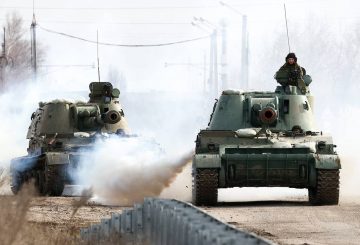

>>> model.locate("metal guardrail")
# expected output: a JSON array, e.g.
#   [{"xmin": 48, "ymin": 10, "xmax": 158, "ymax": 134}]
[{"xmin": 80, "ymin": 198, "xmax": 274, "ymax": 245}]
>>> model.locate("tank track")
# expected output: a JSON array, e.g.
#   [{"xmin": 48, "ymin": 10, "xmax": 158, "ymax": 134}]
[
  {"xmin": 44, "ymin": 165, "xmax": 65, "ymax": 196},
  {"xmin": 10, "ymin": 169, "xmax": 23, "ymax": 195},
  {"xmin": 193, "ymin": 169, "xmax": 218, "ymax": 206},
  {"xmin": 35, "ymin": 170, "xmax": 46, "ymax": 195},
  {"xmin": 308, "ymin": 169, "xmax": 339, "ymax": 205},
  {"xmin": 11, "ymin": 170, "xmax": 43, "ymax": 195},
  {"xmin": 11, "ymin": 167, "xmax": 64, "ymax": 196}
]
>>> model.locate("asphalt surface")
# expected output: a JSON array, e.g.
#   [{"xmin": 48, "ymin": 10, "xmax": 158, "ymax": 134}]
[{"xmin": 201, "ymin": 198, "xmax": 360, "ymax": 245}]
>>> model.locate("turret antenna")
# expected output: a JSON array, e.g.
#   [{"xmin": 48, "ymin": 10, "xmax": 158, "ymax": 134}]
[
  {"xmin": 97, "ymin": 30, "xmax": 101, "ymax": 82},
  {"xmin": 283, "ymin": 3, "xmax": 291, "ymax": 53}
]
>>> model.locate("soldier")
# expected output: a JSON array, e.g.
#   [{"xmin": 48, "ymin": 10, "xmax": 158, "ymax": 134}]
[{"xmin": 275, "ymin": 53, "xmax": 307, "ymax": 93}]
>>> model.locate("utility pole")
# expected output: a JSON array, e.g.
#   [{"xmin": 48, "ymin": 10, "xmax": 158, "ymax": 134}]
[
  {"xmin": 208, "ymin": 30, "xmax": 214, "ymax": 94},
  {"xmin": 30, "ymin": 14, "xmax": 37, "ymax": 79},
  {"xmin": 212, "ymin": 29, "xmax": 218, "ymax": 96},
  {"xmin": 208, "ymin": 34, "xmax": 214, "ymax": 92},
  {"xmin": 203, "ymin": 52, "xmax": 207, "ymax": 92},
  {"xmin": 192, "ymin": 19, "xmax": 219, "ymax": 97},
  {"xmin": 240, "ymin": 15, "xmax": 249, "ymax": 89},
  {"xmin": 220, "ymin": 1, "xmax": 249, "ymax": 89},
  {"xmin": 220, "ymin": 20, "xmax": 228, "ymax": 90}
]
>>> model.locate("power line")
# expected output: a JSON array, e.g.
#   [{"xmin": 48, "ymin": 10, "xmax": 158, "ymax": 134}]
[
  {"xmin": 0, "ymin": 0, "xmax": 334, "ymax": 11},
  {"xmin": 37, "ymin": 24, "xmax": 209, "ymax": 47},
  {"xmin": 0, "ymin": 18, "xmax": 191, "ymax": 25},
  {"xmin": 40, "ymin": 64, "xmax": 94, "ymax": 67},
  {"xmin": 40, "ymin": 21, "xmax": 190, "ymax": 25},
  {"xmin": 0, "ymin": 0, "xmax": 334, "ymax": 10},
  {"xmin": 0, "ymin": 6, "xmax": 219, "ymax": 10}
]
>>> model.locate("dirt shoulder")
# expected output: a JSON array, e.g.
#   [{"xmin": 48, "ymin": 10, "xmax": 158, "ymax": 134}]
[
  {"xmin": 27, "ymin": 196, "xmax": 127, "ymax": 230},
  {"xmin": 0, "ymin": 194, "xmax": 128, "ymax": 244},
  {"xmin": 201, "ymin": 199, "xmax": 360, "ymax": 245}
]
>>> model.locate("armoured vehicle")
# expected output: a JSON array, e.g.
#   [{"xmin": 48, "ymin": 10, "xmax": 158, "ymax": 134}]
[
  {"xmin": 193, "ymin": 75, "xmax": 341, "ymax": 206},
  {"xmin": 10, "ymin": 82, "xmax": 129, "ymax": 196}
]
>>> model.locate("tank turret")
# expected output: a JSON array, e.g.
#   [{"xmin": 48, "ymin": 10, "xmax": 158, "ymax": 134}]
[
  {"xmin": 10, "ymin": 82, "xmax": 129, "ymax": 196},
  {"xmin": 209, "ymin": 86, "xmax": 315, "ymax": 133},
  {"xmin": 193, "ymin": 80, "xmax": 340, "ymax": 206},
  {"xmin": 88, "ymin": 81, "xmax": 128, "ymax": 133}
]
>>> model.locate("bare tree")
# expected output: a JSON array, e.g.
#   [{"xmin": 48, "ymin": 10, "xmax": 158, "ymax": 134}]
[{"xmin": 0, "ymin": 12, "xmax": 45, "ymax": 92}]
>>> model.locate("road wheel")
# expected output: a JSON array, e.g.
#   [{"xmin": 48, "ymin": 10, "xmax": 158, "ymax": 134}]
[
  {"xmin": 193, "ymin": 168, "xmax": 218, "ymax": 206},
  {"xmin": 308, "ymin": 169, "xmax": 339, "ymax": 205},
  {"xmin": 35, "ymin": 170, "xmax": 46, "ymax": 195}
]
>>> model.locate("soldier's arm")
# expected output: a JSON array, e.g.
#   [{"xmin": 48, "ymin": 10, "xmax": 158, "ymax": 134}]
[
  {"xmin": 296, "ymin": 64, "xmax": 304, "ymax": 77},
  {"xmin": 275, "ymin": 65, "xmax": 290, "ymax": 85}
]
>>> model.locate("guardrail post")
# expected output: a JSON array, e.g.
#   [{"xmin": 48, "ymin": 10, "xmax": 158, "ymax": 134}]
[
  {"xmin": 120, "ymin": 209, "xmax": 132, "ymax": 234},
  {"xmin": 80, "ymin": 228, "xmax": 89, "ymax": 241},
  {"xmin": 100, "ymin": 218, "xmax": 111, "ymax": 238},
  {"xmin": 90, "ymin": 223, "xmax": 101, "ymax": 242},
  {"xmin": 110, "ymin": 213, "xmax": 121, "ymax": 235},
  {"xmin": 143, "ymin": 198, "xmax": 152, "ymax": 243},
  {"xmin": 133, "ymin": 203, "xmax": 143, "ymax": 245},
  {"xmin": 164, "ymin": 204, "xmax": 175, "ymax": 245}
]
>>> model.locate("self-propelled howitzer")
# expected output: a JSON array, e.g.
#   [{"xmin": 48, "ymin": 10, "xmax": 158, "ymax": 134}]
[
  {"xmin": 10, "ymin": 82, "xmax": 129, "ymax": 195},
  {"xmin": 193, "ymin": 84, "xmax": 340, "ymax": 206}
]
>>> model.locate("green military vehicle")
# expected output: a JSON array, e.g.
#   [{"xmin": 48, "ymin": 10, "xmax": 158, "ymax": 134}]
[
  {"xmin": 192, "ymin": 75, "xmax": 340, "ymax": 206},
  {"xmin": 10, "ymin": 82, "xmax": 129, "ymax": 196}
]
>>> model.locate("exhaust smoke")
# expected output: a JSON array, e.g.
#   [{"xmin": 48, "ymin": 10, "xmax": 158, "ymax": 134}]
[{"xmin": 75, "ymin": 136, "xmax": 193, "ymax": 205}]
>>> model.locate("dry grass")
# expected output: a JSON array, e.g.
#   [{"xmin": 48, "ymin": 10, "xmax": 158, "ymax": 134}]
[
  {"xmin": 0, "ymin": 182, "xmax": 128, "ymax": 244},
  {"xmin": 0, "ymin": 164, "xmax": 163, "ymax": 245},
  {"xmin": 71, "ymin": 188, "xmax": 93, "ymax": 218},
  {"xmin": 0, "ymin": 164, "xmax": 175, "ymax": 245},
  {"xmin": 0, "ymin": 183, "xmax": 80, "ymax": 245},
  {"xmin": 0, "ymin": 167, "xmax": 9, "ymax": 187},
  {"xmin": 0, "ymin": 168, "xmax": 5, "ymax": 185}
]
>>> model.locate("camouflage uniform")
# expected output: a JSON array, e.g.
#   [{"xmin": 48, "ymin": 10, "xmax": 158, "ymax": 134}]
[{"xmin": 275, "ymin": 53, "xmax": 307, "ymax": 93}]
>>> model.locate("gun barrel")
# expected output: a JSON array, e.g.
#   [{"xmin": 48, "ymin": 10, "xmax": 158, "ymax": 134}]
[
  {"xmin": 259, "ymin": 107, "xmax": 278, "ymax": 125},
  {"xmin": 103, "ymin": 110, "xmax": 121, "ymax": 124}
]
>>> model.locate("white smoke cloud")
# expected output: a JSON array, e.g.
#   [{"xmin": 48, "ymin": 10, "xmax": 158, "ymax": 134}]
[
  {"xmin": 75, "ymin": 136, "xmax": 192, "ymax": 205},
  {"xmin": 0, "ymin": 79, "xmax": 87, "ymax": 194}
]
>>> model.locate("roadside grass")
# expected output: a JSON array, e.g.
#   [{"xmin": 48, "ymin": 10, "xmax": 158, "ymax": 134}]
[{"xmin": 0, "ymin": 183, "xmax": 80, "ymax": 245}]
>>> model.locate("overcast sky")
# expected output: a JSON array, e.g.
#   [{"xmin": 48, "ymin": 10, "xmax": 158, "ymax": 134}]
[{"xmin": 0, "ymin": 0, "xmax": 359, "ymax": 92}]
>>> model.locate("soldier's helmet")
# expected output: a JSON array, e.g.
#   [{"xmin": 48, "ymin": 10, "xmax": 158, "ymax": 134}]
[{"xmin": 286, "ymin": 53, "xmax": 297, "ymax": 62}]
